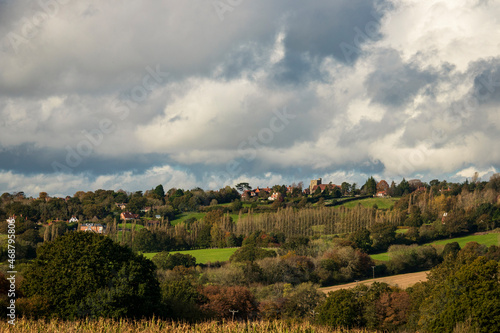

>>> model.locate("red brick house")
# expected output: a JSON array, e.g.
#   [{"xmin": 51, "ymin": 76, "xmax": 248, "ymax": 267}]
[{"xmin": 120, "ymin": 212, "xmax": 139, "ymax": 220}]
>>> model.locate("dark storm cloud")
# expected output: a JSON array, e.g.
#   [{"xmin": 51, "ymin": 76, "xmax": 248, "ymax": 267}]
[
  {"xmin": 365, "ymin": 49, "xmax": 439, "ymax": 107},
  {"xmin": 470, "ymin": 58, "xmax": 500, "ymax": 104},
  {"xmin": 283, "ymin": 0, "xmax": 386, "ymax": 62},
  {"xmin": 0, "ymin": 143, "xmax": 172, "ymax": 175},
  {"xmin": 273, "ymin": 0, "xmax": 387, "ymax": 83}
]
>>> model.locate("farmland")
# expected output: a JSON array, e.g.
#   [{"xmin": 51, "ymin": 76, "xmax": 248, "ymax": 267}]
[
  {"xmin": 0, "ymin": 318, "xmax": 373, "ymax": 333},
  {"xmin": 340, "ymin": 197, "xmax": 399, "ymax": 209},
  {"xmin": 370, "ymin": 232, "xmax": 500, "ymax": 261},
  {"xmin": 319, "ymin": 270, "xmax": 429, "ymax": 294},
  {"xmin": 143, "ymin": 247, "xmax": 239, "ymax": 264}
]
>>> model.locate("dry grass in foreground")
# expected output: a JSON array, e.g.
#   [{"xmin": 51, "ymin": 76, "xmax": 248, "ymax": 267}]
[{"xmin": 1, "ymin": 318, "xmax": 376, "ymax": 333}]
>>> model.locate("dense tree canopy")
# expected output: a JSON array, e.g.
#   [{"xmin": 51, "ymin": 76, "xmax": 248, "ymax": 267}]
[{"xmin": 22, "ymin": 232, "xmax": 160, "ymax": 319}]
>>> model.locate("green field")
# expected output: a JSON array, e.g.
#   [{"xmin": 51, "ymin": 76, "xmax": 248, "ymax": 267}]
[
  {"xmin": 341, "ymin": 197, "xmax": 399, "ymax": 209},
  {"xmin": 169, "ymin": 212, "xmax": 206, "ymax": 225},
  {"xmin": 119, "ymin": 223, "xmax": 144, "ymax": 230},
  {"xmin": 431, "ymin": 233, "xmax": 500, "ymax": 248},
  {"xmin": 371, "ymin": 233, "xmax": 500, "ymax": 261},
  {"xmin": 170, "ymin": 211, "xmax": 254, "ymax": 224},
  {"xmin": 370, "ymin": 252, "xmax": 391, "ymax": 261},
  {"xmin": 143, "ymin": 247, "xmax": 239, "ymax": 264}
]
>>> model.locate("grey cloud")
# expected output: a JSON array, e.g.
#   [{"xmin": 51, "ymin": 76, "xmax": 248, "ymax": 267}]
[
  {"xmin": 365, "ymin": 49, "xmax": 439, "ymax": 107},
  {"xmin": 0, "ymin": 143, "xmax": 174, "ymax": 175},
  {"xmin": 282, "ymin": 0, "xmax": 387, "ymax": 63}
]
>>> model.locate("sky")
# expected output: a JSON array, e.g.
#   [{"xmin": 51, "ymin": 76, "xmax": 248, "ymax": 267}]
[{"xmin": 0, "ymin": 0, "xmax": 499, "ymax": 197}]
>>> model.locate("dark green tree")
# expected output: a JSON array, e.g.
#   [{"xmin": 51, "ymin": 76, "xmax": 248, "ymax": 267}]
[
  {"xmin": 160, "ymin": 279, "xmax": 204, "ymax": 321},
  {"xmin": 22, "ymin": 232, "xmax": 160, "ymax": 319},
  {"xmin": 235, "ymin": 182, "xmax": 252, "ymax": 192},
  {"xmin": 397, "ymin": 178, "xmax": 410, "ymax": 196},
  {"xmin": 154, "ymin": 184, "xmax": 165, "ymax": 201},
  {"xmin": 370, "ymin": 223, "xmax": 396, "ymax": 252},
  {"xmin": 363, "ymin": 177, "xmax": 377, "ymax": 195},
  {"xmin": 418, "ymin": 257, "xmax": 500, "ymax": 333},
  {"xmin": 316, "ymin": 289, "xmax": 363, "ymax": 328},
  {"xmin": 231, "ymin": 199, "xmax": 243, "ymax": 212},
  {"xmin": 348, "ymin": 228, "xmax": 373, "ymax": 253}
]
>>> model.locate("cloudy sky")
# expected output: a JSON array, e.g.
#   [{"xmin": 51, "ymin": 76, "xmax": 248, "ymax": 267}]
[{"xmin": 0, "ymin": 0, "xmax": 499, "ymax": 197}]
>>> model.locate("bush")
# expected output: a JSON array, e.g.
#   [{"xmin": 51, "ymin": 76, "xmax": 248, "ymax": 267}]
[
  {"xmin": 230, "ymin": 244, "xmax": 276, "ymax": 263},
  {"xmin": 152, "ymin": 251, "xmax": 196, "ymax": 270},
  {"xmin": 386, "ymin": 245, "xmax": 440, "ymax": 274}
]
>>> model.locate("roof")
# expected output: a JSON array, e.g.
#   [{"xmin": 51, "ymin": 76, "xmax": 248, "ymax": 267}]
[
  {"xmin": 311, "ymin": 184, "xmax": 340, "ymax": 192},
  {"xmin": 121, "ymin": 212, "xmax": 139, "ymax": 219}
]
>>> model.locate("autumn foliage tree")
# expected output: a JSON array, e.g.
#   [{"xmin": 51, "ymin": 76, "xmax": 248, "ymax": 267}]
[{"xmin": 199, "ymin": 285, "xmax": 258, "ymax": 319}]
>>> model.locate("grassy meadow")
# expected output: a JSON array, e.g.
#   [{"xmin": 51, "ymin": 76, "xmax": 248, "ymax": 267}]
[
  {"xmin": 340, "ymin": 197, "xmax": 399, "ymax": 209},
  {"xmin": 371, "ymin": 232, "xmax": 500, "ymax": 261},
  {"xmin": 143, "ymin": 247, "xmax": 239, "ymax": 263}
]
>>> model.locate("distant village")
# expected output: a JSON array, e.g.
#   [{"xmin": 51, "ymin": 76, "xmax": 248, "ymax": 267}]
[{"xmin": 4, "ymin": 176, "xmax": 442, "ymax": 235}]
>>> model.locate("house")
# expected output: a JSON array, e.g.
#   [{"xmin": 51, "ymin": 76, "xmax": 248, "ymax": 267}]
[
  {"xmin": 268, "ymin": 192, "xmax": 280, "ymax": 201},
  {"xmin": 254, "ymin": 187, "xmax": 272, "ymax": 194},
  {"xmin": 145, "ymin": 220, "xmax": 161, "ymax": 227},
  {"xmin": 441, "ymin": 212, "xmax": 448, "ymax": 224},
  {"xmin": 69, "ymin": 216, "xmax": 79, "ymax": 223},
  {"xmin": 376, "ymin": 190, "xmax": 388, "ymax": 197},
  {"xmin": 80, "ymin": 223, "xmax": 104, "ymax": 234},
  {"xmin": 310, "ymin": 183, "xmax": 340, "ymax": 193},
  {"xmin": 115, "ymin": 203, "xmax": 127, "ymax": 210},
  {"xmin": 141, "ymin": 207, "xmax": 152, "ymax": 213},
  {"xmin": 242, "ymin": 187, "xmax": 272, "ymax": 199},
  {"xmin": 120, "ymin": 212, "xmax": 139, "ymax": 220}
]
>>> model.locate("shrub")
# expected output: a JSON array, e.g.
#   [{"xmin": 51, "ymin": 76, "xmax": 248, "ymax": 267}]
[
  {"xmin": 152, "ymin": 251, "xmax": 196, "ymax": 270},
  {"xmin": 230, "ymin": 244, "xmax": 276, "ymax": 263}
]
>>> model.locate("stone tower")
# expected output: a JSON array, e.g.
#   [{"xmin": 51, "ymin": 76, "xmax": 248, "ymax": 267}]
[{"xmin": 310, "ymin": 178, "xmax": 322, "ymax": 193}]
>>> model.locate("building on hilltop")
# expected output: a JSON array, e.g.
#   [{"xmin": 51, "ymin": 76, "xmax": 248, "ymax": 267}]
[{"xmin": 310, "ymin": 178, "xmax": 322, "ymax": 193}]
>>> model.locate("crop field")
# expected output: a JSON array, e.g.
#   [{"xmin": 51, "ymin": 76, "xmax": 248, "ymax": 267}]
[
  {"xmin": 370, "ymin": 232, "xmax": 500, "ymax": 261},
  {"xmin": 320, "ymin": 271, "xmax": 429, "ymax": 294},
  {"xmin": 340, "ymin": 197, "xmax": 399, "ymax": 209},
  {"xmin": 143, "ymin": 247, "xmax": 239, "ymax": 264},
  {"xmin": 0, "ymin": 318, "xmax": 375, "ymax": 333}
]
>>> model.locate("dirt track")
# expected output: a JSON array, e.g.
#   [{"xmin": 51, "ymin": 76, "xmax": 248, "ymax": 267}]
[{"xmin": 319, "ymin": 271, "xmax": 430, "ymax": 293}]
